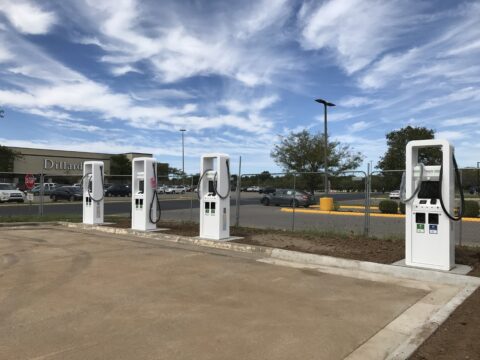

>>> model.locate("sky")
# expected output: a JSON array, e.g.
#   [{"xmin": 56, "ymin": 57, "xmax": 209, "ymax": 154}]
[{"xmin": 0, "ymin": 0, "xmax": 479, "ymax": 174}]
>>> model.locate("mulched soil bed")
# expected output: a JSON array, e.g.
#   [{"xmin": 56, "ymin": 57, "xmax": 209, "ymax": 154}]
[{"xmin": 110, "ymin": 218, "xmax": 480, "ymax": 359}]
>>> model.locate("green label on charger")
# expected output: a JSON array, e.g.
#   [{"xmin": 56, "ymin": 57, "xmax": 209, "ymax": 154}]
[{"xmin": 416, "ymin": 224, "xmax": 425, "ymax": 233}]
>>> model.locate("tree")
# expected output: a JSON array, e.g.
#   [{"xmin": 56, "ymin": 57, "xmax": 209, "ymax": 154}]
[
  {"xmin": 377, "ymin": 126, "xmax": 440, "ymax": 171},
  {"xmin": 0, "ymin": 145, "xmax": 19, "ymax": 172},
  {"xmin": 377, "ymin": 126, "xmax": 441, "ymax": 190},
  {"xmin": 110, "ymin": 154, "xmax": 132, "ymax": 175},
  {"xmin": 271, "ymin": 130, "xmax": 363, "ymax": 191}
]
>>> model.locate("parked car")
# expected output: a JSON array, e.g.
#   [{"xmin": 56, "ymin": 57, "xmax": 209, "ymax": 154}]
[
  {"xmin": 157, "ymin": 185, "xmax": 167, "ymax": 194},
  {"xmin": 389, "ymin": 190, "xmax": 400, "ymax": 199},
  {"xmin": 246, "ymin": 186, "xmax": 260, "ymax": 192},
  {"xmin": 32, "ymin": 183, "xmax": 57, "ymax": 195},
  {"xmin": 260, "ymin": 189, "xmax": 315, "ymax": 208},
  {"xmin": 105, "ymin": 184, "xmax": 131, "ymax": 197},
  {"xmin": 259, "ymin": 187, "xmax": 276, "ymax": 194},
  {"xmin": 469, "ymin": 186, "xmax": 479, "ymax": 195},
  {"xmin": 165, "ymin": 185, "xmax": 187, "ymax": 194},
  {"xmin": 0, "ymin": 183, "xmax": 25, "ymax": 203},
  {"xmin": 50, "ymin": 186, "xmax": 82, "ymax": 202}
]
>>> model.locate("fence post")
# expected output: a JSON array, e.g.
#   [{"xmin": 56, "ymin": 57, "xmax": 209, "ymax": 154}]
[
  {"xmin": 364, "ymin": 166, "xmax": 371, "ymax": 237},
  {"xmin": 39, "ymin": 172, "xmax": 44, "ymax": 216},
  {"xmin": 459, "ymin": 169, "xmax": 463, "ymax": 246},
  {"xmin": 235, "ymin": 156, "xmax": 242, "ymax": 227},
  {"xmin": 291, "ymin": 173, "xmax": 296, "ymax": 232},
  {"xmin": 190, "ymin": 175, "xmax": 194, "ymax": 222}
]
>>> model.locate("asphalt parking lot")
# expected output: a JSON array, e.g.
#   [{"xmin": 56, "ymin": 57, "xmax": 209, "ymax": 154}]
[{"xmin": 2, "ymin": 225, "xmax": 467, "ymax": 360}]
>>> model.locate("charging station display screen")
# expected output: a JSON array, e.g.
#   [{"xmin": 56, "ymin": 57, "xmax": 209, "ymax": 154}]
[
  {"xmin": 418, "ymin": 181, "xmax": 441, "ymax": 199},
  {"xmin": 139, "ymin": 180, "xmax": 144, "ymax": 194}
]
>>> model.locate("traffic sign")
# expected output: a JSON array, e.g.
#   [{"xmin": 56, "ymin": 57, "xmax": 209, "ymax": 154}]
[{"xmin": 25, "ymin": 174, "xmax": 36, "ymax": 190}]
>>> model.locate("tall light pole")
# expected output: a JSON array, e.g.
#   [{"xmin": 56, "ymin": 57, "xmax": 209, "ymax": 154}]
[
  {"xmin": 180, "ymin": 129, "xmax": 186, "ymax": 175},
  {"xmin": 315, "ymin": 98, "xmax": 335, "ymax": 195}
]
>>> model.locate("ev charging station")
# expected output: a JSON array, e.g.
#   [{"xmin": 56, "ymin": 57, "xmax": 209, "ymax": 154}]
[
  {"xmin": 403, "ymin": 139, "xmax": 464, "ymax": 271},
  {"xmin": 198, "ymin": 153, "xmax": 231, "ymax": 240},
  {"xmin": 82, "ymin": 161, "xmax": 104, "ymax": 225},
  {"xmin": 131, "ymin": 157, "xmax": 161, "ymax": 231}
]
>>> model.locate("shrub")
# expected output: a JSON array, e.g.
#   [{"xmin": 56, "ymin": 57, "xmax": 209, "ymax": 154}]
[
  {"xmin": 379, "ymin": 200, "xmax": 399, "ymax": 214},
  {"xmin": 399, "ymin": 202, "xmax": 405, "ymax": 214},
  {"xmin": 463, "ymin": 200, "xmax": 479, "ymax": 218}
]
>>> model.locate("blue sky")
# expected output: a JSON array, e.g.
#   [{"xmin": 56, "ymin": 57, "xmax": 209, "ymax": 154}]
[{"xmin": 0, "ymin": 0, "xmax": 479, "ymax": 174}]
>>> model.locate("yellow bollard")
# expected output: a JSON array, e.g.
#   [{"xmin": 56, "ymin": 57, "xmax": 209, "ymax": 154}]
[{"xmin": 319, "ymin": 197, "xmax": 334, "ymax": 211}]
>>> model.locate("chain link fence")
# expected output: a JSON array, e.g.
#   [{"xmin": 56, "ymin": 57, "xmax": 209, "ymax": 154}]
[{"xmin": 1, "ymin": 166, "xmax": 479, "ymax": 244}]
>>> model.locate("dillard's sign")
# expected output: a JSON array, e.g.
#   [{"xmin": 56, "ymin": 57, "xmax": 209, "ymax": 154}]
[{"xmin": 43, "ymin": 158, "xmax": 84, "ymax": 172}]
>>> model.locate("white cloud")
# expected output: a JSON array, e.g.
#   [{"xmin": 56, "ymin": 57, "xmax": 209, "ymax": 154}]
[
  {"xmin": 63, "ymin": 0, "xmax": 296, "ymax": 86},
  {"xmin": 415, "ymin": 87, "xmax": 480, "ymax": 112},
  {"xmin": 339, "ymin": 96, "xmax": 377, "ymax": 108},
  {"xmin": 349, "ymin": 120, "xmax": 370, "ymax": 133},
  {"xmin": 298, "ymin": 0, "xmax": 417, "ymax": 74},
  {"xmin": 358, "ymin": 48, "xmax": 420, "ymax": 89},
  {"xmin": 220, "ymin": 95, "xmax": 279, "ymax": 114},
  {"xmin": 111, "ymin": 65, "xmax": 141, "ymax": 76},
  {"xmin": 435, "ymin": 130, "xmax": 467, "ymax": 141},
  {"xmin": 0, "ymin": 0, "xmax": 56, "ymax": 35},
  {"xmin": 440, "ymin": 117, "xmax": 479, "ymax": 127}
]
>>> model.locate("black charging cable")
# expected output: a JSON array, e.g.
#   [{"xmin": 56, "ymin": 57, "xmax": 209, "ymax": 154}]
[
  {"xmin": 439, "ymin": 154, "xmax": 464, "ymax": 221},
  {"xmin": 196, "ymin": 168, "xmax": 213, "ymax": 200},
  {"xmin": 213, "ymin": 159, "xmax": 231, "ymax": 200},
  {"xmin": 79, "ymin": 167, "xmax": 105, "ymax": 202},
  {"xmin": 149, "ymin": 163, "xmax": 161, "ymax": 224}
]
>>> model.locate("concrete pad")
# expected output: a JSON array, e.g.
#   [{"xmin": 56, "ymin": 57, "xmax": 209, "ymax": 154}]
[
  {"xmin": 194, "ymin": 235, "xmax": 244, "ymax": 242},
  {"xmin": 392, "ymin": 259, "xmax": 472, "ymax": 275},
  {"xmin": 0, "ymin": 225, "xmax": 478, "ymax": 360}
]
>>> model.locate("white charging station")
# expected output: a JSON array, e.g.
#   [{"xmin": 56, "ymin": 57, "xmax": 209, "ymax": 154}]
[
  {"xmin": 82, "ymin": 161, "xmax": 104, "ymax": 225},
  {"xmin": 199, "ymin": 153, "xmax": 231, "ymax": 240},
  {"xmin": 403, "ymin": 139, "xmax": 463, "ymax": 271},
  {"xmin": 131, "ymin": 157, "xmax": 160, "ymax": 231}
]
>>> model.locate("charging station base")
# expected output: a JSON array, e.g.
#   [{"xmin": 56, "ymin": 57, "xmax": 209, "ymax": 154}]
[
  {"xmin": 133, "ymin": 228, "xmax": 170, "ymax": 233},
  {"xmin": 392, "ymin": 259, "xmax": 472, "ymax": 275},
  {"xmin": 194, "ymin": 236, "xmax": 244, "ymax": 242}
]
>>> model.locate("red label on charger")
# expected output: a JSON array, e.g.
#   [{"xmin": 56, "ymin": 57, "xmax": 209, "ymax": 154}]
[{"xmin": 150, "ymin": 177, "xmax": 157, "ymax": 189}]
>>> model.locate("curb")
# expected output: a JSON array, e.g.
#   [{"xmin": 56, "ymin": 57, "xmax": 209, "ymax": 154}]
[
  {"xmin": 59, "ymin": 222, "xmax": 480, "ymax": 287},
  {"xmin": 281, "ymin": 208, "xmax": 480, "ymax": 222}
]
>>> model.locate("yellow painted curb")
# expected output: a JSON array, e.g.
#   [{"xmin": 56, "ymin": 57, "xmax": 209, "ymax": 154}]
[
  {"xmin": 311, "ymin": 205, "xmax": 379, "ymax": 210},
  {"xmin": 280, "ymin": 208, "xmax": 480, "ymax": 222}
]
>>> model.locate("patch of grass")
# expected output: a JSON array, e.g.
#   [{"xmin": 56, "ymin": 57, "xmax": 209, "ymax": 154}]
[{"xmin": 0, "ymin": 214, "xmax": 83, "ymax": 223}]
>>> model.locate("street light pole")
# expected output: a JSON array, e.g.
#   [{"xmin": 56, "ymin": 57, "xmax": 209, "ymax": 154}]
[
  {"xmin": 180, "ymin": 129, "xmax": 186, "ymax": 175},
  {"xmin": 315, "ymin": 98, "xmax": 335, "ymax": 195}
]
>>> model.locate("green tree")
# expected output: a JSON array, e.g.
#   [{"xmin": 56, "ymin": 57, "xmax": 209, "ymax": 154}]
[
  {"xmin": 377, "ymin": 126, "xmax": 440, "ymax": 170},
  {"xmin": 377, "ymin": 126, "xmax": 440, "ymax": 191},
  {"xmin": 110, "ymin": 154, "xmax": 132, "ymax": 175},
  {"xmin": 271, "ymin": 130, "xmax": 363, "ymax": 191},
  {"xmin": 0, "ymin": 145, "xmax": 19, "ymax": 172}
]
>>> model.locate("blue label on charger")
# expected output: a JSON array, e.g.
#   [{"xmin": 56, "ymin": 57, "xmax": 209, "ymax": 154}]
[{"xmin": 429, "ymin": 224, "xmax": 438, "ymax": 234}]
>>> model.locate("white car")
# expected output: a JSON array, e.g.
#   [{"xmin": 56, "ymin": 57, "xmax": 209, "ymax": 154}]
[
  {"xmin": 165, "ymin": 185, "xmax": 187, "ymax": 194},
  {"xmin": 389, "ymin": 190, "xmax": 400, "ymax": 199},
  {"xmin": 247, "ymin": 186, "xmax": 260, "ymax": 192},
  {"xmin": 0, "ymin": 183, "xmax": 25, "ymax": 203},
  {"xmin": 157, "ymin": 185, "xmax": 167, "ymax": 194}
]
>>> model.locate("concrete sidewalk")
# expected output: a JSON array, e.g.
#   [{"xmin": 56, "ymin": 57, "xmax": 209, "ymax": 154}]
[{"xmin": 0, "ymin": 224, "xmax": 478, "ymax": 359}]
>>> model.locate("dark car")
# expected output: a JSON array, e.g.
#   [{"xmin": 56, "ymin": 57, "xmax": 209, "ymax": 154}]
[
  {"xmin": 259, "ymin": 187, "xmax": 276, "ymax": 194},
  {"xmin": 260, "ymin": 189, "xmax": 315, "ymax": 208},
  {"xmin": 105, "ymin": 184, "xmax": 131, "ymax": 197},
  {"xmin": 50, "ymin": 186, "xmax": 82, "ymax": 202}
]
